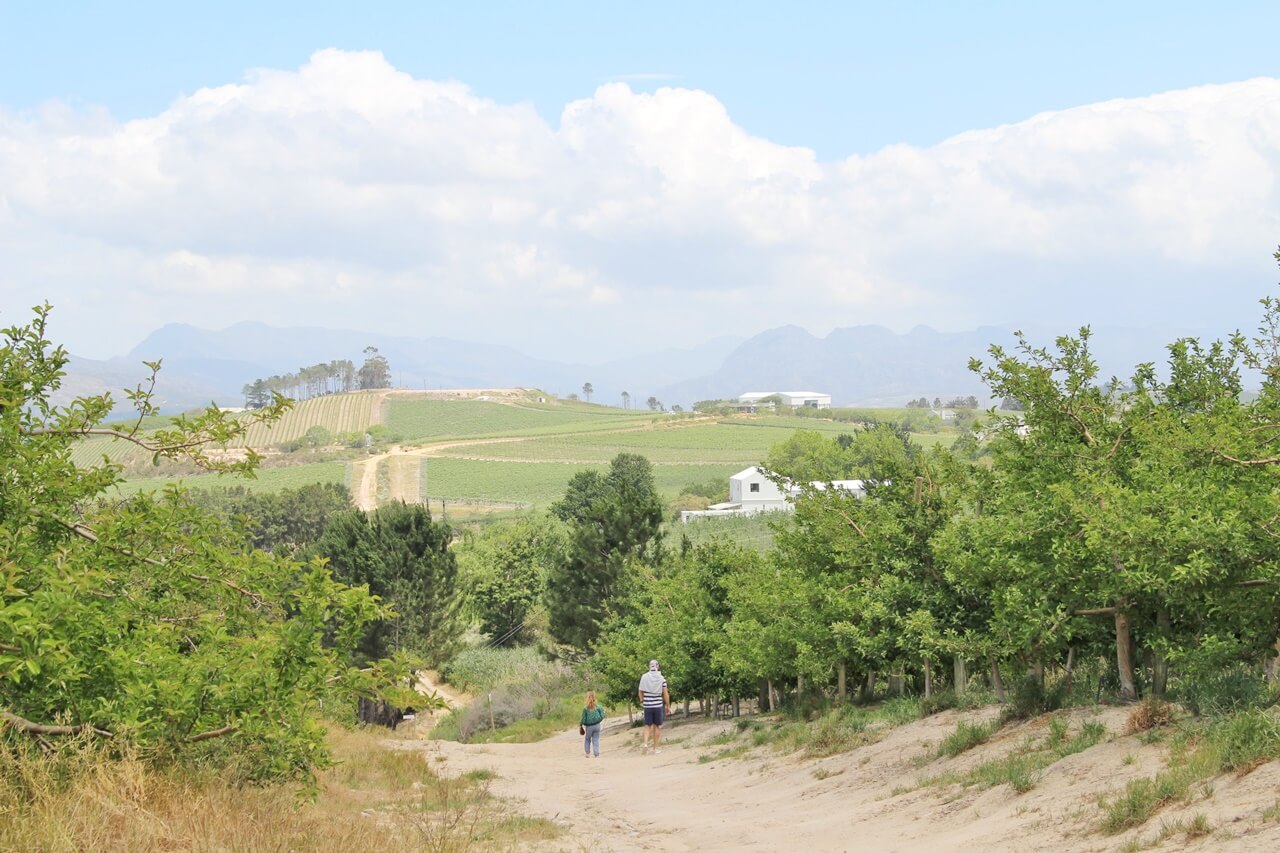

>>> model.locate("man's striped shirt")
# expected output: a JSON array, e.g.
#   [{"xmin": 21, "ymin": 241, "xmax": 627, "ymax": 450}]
[{"xmin": 639, "ymin": 672, "xmax": 667, "ymax": 707}]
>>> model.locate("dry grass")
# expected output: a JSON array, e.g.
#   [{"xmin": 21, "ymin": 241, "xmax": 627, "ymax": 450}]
[
  {"xmin": 0, "ymin": 726, "xmax": 559, "ymax": 852},
  {"xmin": 1125, "ymin": 697, "xmax": 1176, "ymax": 734}
]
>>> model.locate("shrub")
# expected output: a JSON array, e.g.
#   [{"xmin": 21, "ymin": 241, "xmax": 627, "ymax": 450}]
[
  {"xmin": 1207, "ymin": 708, "xmax": 1280, "ymax": 772},
  {"xmin": 1000, "ymin": 674, "xmax": 1066, "ymax": 723},
  {"xmin": 919, "ymin": 690, "xmax": 958, "ymax": 717},
  {"xmin": 441, "ymin": 646, "xmax": 555, "ymax": 692},
  {"xmin": 1174, "ymin": 664, "xmax": 1275, "ymax": 717},
  {"xmin": 803, "ymin": 710, "xmax": 871, "ymax": 757},
  {"xmin": 1126, "ymin": 698, "xmax": 1176, "ymax": 734}
]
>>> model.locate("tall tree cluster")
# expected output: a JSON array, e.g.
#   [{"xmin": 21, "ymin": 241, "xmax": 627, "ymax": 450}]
[
  {"xmin": 240, "ymin": 346, "xmax": 392, "ymax": 409},
  {"xmin": 544, "ymin": 454, "xmax": 665, "ymax": 649},
  {"xmin": 307, "ymin": 502, "xmax": 463, "ymax": 665}
]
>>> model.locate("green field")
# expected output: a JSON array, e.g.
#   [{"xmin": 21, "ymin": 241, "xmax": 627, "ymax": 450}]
[
  {"xmin": 420, "ymin": 457, "xmax": 742, "ymax": 507},
  {"xmin": 434, "ymin": 421, "xmax": 952, "ymax": 466},
  {"xmin": 383, "ymin": 398, "xmax": 654, "ymax": 441},
  {"xmin": 92, "ymin": 391, "xmax": 960, "ymax": 508}
]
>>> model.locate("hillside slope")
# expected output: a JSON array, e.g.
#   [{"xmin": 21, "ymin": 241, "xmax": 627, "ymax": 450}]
[{"xmin": 417, "ymin": 707, "xmax": 1280, "ymax": 852}]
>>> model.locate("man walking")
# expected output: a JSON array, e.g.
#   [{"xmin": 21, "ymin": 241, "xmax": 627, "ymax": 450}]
[{"xmin": 638, "ymin": 659, "xmax": 671, "ymax": 754}]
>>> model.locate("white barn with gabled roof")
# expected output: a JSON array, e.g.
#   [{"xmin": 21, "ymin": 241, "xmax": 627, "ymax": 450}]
[{"xmin": 680, "ymin": 466, "xmax": 870, "ymax": 522}]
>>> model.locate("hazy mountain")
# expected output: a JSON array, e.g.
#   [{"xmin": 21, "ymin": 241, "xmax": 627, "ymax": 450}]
[
  {"xmin": 655, "ymin": 325, "xmax": 1018, "ymax": 407},
  {"xmin": 61, "ymin": 319, "xmax": 1228, "ymax": 413},
  {"xmin": 93, "ymin": 322, "xmax": 743, "ymax": 410}
]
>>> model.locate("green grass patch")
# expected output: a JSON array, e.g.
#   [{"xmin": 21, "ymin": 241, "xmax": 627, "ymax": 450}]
[
  {"xmin": 420, "ymin": 457, "xmax": 741, "ymax": 506},
  {"xmin": 385, "ymin": 398, "xmax": 652, "ymax": 442},
  {"xmin": 937, "ymin": 719, "xmax": 1000, "ymax": 757},
  {"xmin": 697, "ymin": 744, "xmax": 753, "ymax": 763},
  {"xmin": 741, "ymin": 700, "xmax": 920, "ymax": 759},
  {"xmin": 1098, "ymin": 709, "xmax": 1280, "ymax": 834},
  {"xmin": 460, "ymin": 694, "xmax": 582, "ymax": 744},
  {"xmin": 921, "ymin": 715, "xmax": 1109, "ymax": 795}
]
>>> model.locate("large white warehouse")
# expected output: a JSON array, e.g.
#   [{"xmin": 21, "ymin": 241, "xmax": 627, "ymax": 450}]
[{"xmin": 738, "ymin": 390, "xmax": 832, "ymax": 409}]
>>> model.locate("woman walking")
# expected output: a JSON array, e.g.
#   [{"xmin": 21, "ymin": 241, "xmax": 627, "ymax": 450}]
[{"xmin": 580, "ymin": 691, "xmax": 606, "ymax": 758}]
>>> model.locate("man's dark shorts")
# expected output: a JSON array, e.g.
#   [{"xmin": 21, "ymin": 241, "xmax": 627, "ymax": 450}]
[{"xmin": 643, "ymin": 706, "xmax": 665, "ymax": 726}]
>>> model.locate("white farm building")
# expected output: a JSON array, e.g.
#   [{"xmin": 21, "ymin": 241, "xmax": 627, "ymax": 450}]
[
  {"xmin": 680, "ymin": 466, "xmax": 869, "ymax": 522},
  {"xmin": 738, "ymin": 390, "xmax": 832, "ymax": 409}
]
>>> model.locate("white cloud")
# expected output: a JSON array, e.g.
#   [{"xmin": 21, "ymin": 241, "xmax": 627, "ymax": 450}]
[{"xmin": 1, "ymin": 50, "xmax": 1278, "ymax": 360}]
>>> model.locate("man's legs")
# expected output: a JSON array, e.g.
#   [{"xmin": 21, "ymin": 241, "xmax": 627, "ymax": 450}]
[{"xmin": 652, "ymin": 722, "xmax": 661, "ymax": 752}]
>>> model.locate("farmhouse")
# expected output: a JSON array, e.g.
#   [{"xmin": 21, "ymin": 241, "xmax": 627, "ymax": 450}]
[
  {"xmin": 738, "ymin": 390, "xmax": 832, "ymax": 409},
  {"xmin": 680, "ymin": 466, "xmax": 868, "ymax": 522}
]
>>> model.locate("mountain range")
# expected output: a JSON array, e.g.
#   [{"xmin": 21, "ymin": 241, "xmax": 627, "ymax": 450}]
[{"xmin": 58, "ymin": 320, "xmax": 1211, "ymax": 413}]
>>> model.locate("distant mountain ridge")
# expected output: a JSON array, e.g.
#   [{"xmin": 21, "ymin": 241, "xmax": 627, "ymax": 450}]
[
  {"xmin": 59, "ymin": 320, "xmax": 1205, "ymax": 413},
  {"xmin": 654, "ymin": 324, "xmax": 1017, "ymax": 407}
]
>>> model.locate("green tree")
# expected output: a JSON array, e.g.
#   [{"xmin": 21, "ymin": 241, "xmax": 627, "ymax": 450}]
[
  {"xmin": 942, "ymin": 309, "xmax": 1280, "ymax": 701},
  {"xmin": 187, "ymin": 482, "xmax": 353, "ymax": 554},
  {"xmin": 596, "ymin": 540, "xmax": 759, "ymax": 713},
  {"xmin": 0, "ymin": 307, "xmax": 401, "ymax": 781},
  {"xmin": 456, "ymin": 514, "xmax": 568, "ymax": 644},
  {"xmin": 545, "ymin": 454, "xmax": 664, "ymax": 649},
  {"xmin": 309, "ymin": 502, "xmax": 462, "ymax": 664},
  {"xmin": 305, "ymin": 424, "xmax": 333, "ymax": 449},
  {"xmin": 582, "ymin": 382, "xmax": 593, "ymax": 402},
  {"xmin": 358, "ymin": 346, "xmax": 391, "ymax": 390}
]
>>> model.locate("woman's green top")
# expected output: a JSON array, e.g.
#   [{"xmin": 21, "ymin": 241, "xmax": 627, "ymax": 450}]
[{"xmin": 580, "ymin": 706, "xmax": 606, "ymax": 726}]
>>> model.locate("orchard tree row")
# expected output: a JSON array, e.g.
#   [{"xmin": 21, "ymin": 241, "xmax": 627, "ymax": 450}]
[{"xmin": 590, "ymin": 254, "xmax": 1280, "ymax": 712}]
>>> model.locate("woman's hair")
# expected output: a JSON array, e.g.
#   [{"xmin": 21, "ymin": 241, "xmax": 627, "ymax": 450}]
[{"xmin": 585, "ymin": 690, "xmax": 597, "ymax": 709}]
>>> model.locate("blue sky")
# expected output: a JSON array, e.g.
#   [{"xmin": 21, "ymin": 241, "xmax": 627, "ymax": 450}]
[
  {"xmin": 1, "ymin": 2, "xmax": 1279, "ymax": 361},
  {"xmin": 4, "ymin": 1, "xmax": 1278, "ymax": 158}
]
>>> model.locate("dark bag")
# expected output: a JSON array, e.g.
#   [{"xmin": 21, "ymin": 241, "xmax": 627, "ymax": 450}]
[{"xmin": 579, "ymin": 724, "xmax": 586, "ymax": 735}]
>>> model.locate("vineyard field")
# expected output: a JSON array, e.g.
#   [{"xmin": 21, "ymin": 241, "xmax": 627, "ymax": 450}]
[
  {"xmin": 232, "ymin": 393, "xmax": 382, "ymax": 447},
  {"xmin": 434, "ymin": 421, "xmax": 954, "ymax": 465},
  {"xmin": 419, "ymin": 457, "xmax": 742, "ymax": 507},
  {"xmin": 383, "ymin": 398, "xmax": 653, "ymax": 441},
  {"xmin": 113, "ymin": 461, "xmax": 349, "ymax": 496}
]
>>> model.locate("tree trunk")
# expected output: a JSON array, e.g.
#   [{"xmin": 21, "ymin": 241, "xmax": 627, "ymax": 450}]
[
  {"xmin": 759, "ymin": 680, "xmax": 771, "ymax": 712},
  {"xmin": 1064, "ymin": 646, "xmax": 1076, "ymax": 695},
  {"xmin": 990, "ymin": 658, "xmax": 1005, "ymax": 703},
  {"xmin": 767, "ymin": 680, "xmax": 778, "ymax": 712},
  {"xmin": 1152, "ymin": 608, "xmax": 1170, "ymax": 697},
  {"xmin": 923, "ymin": 656, "xmax": 933, "ymax": 698},
  {"xmin": 861, "ymin": 670, "xmax": 876, "ymax": 703},
  {"xmin": 1030, "ymin": 660, "xmax": 1044, "ymax": 689},
  {"xmin": 796, "ymin": 673, "xmax": 805, "ymax": 698},
  {"xmin": 953, "ymin": 656, "xmax": 968, "ymax": 695},
  {"xmin": 733, "ymin": 694, "xmax": 740, "ymax": 718},
  {"xmin": 888, "ymin": 673, "xmax": 904, "ymax": 697},
  {"xmin": 838, "ymin": 660, "xmax": 848, "ymax": 702},
  {"xmin": 1115, "ymin": 610, "xmax": 1137, "ymax": 702}
]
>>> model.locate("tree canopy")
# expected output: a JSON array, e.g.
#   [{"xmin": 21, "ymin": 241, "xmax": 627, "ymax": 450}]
[{"xmin": 1, "ymin": 307, "xmax": 407, "ymax": 781}]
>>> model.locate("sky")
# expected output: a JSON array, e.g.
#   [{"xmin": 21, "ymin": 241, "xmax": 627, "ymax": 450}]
[{"xmin": 2, "ymin": 1, "xmax": 1280, "ymax": 361}]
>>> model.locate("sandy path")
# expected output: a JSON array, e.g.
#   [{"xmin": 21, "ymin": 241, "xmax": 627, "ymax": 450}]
[
  {"xmin": 406, "ymin": 709, "xmax": 1280, "ymax": 853},
  {"xmin": 350, "ymin": 449, "xmax": 392, "ymax": 511}
]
